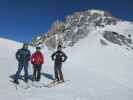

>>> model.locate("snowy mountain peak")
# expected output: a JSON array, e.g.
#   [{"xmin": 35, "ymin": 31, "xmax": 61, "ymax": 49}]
[{"xmin": 32, "ymin": 9, "xmax": 133, "ymax": 50}]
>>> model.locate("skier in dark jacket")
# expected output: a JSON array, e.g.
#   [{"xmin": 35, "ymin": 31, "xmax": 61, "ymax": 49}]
[
  {"xmin": 31, "ymin": 47, "xmax": 44, "ymax": 82},
  {"xmin": 51, "ymin": 45, "xmax": 67, "ymax": 82},
  {"xmin": 14, "ymin": 43, "xmax": 31, "ymax": 84}
]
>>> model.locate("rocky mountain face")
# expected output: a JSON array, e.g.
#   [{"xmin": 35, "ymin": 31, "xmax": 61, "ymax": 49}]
[{"xmin": 32, "ymin": 9, "xmax": 133, "ymax": 50}]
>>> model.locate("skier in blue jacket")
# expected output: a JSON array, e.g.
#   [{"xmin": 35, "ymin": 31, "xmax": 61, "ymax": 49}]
[{"xmin": 14, "ymin": 43, "xmax": 31, "ymax": 84}]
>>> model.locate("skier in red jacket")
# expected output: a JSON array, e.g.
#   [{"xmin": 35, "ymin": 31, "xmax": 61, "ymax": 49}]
[{"xmin": 31, "ymin": 47, "xmax": 44, "ymax": 82}]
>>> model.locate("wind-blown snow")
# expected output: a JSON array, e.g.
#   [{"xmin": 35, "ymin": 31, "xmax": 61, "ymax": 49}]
[
  {"xmin": 89, "ymin": 9, "xmax": 105, "ymax": 15},
  {"xmin": 1, "ymin": 25, "xmax": 133, "ymax": 100},
  {"xmin": 102, "ymin": 21, "xmax": 133, "ymax": 37}
]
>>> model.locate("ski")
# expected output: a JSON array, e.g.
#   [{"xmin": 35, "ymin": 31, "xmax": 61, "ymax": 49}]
[{"xmin": 46, "ymin": 80, "xmax": 70, "ymax": 88}]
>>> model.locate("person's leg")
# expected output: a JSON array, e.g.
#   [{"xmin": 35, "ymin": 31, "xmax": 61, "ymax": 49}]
[
  {"xmin": 14, "ymin": 63, "xmax": 23, "ymax": 82},
  {"xmin": 24, "ymin": 63, "xmax": 28, "ymax": 83},
  {"xmin": 58, "ymin": 65, "xmax": 64, "ymax": 81},
  {"xmin": 37, "ymin": 64, "xmax": 42, "ymax": 81},
  {"xmin": 32, "ymin": 64, "xmax": 37, "ymax": 81},
  {"xmin": 54, "ymin": 64, "xmax": 59, "ymax": 81}
]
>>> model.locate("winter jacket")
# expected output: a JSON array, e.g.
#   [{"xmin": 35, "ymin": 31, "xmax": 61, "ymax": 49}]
[
  {"xmin": 51, "ymin": 50, "xmax": 67, "ymax": 65},
  {"xmin": 31, "ymin": 51, "xmax": 44, "ymax": 65},
  {"xmin": 16, "ymin": 48, "xmax": 31, "ymax": 63}
]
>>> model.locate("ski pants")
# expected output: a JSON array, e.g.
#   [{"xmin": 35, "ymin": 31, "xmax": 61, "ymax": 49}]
[
  {"xmin": 54, "ymin": 63, "xmax": 64, "ymax": 81},
  {"xmin": 15, "ymin": 62, "xmax": 28, "ymax": 82},
  {"xmin": 32, "ymin": 64, "xmax": 42, "ymax": 81}
]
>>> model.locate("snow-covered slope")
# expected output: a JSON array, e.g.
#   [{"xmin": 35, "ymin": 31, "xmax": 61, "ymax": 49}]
[
  {"xmin": 0, "ymin": 38, "xmax": 22, "ymax": 58},
  {"xmin": 1, "ymin": 28, "xmax": 133, "ymax": 100}
]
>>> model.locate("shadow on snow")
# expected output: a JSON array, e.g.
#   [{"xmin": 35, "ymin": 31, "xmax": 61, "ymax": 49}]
[{"xmin": 9, "ymin": 73, "xmax": 55, "ymax": 81}]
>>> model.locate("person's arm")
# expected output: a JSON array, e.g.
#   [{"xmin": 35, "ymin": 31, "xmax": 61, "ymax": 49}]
[
  {"xmin": 28, "ymin": 50, "xmax": 31, "ymax": 61},
  {"xmin": 31, "ymin": 53, "xmax": 35, "ymax": 64},
  {"xmin": 62, "ymin": 52, "xmax": 68, "ymax": 62},
  {"xmin": 51, "ymin": 52, "xmax": 56, "ymax": 61},
  {"xmin": 16, "ymin": 49, "xmax": 20, "ymax": 61}
]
